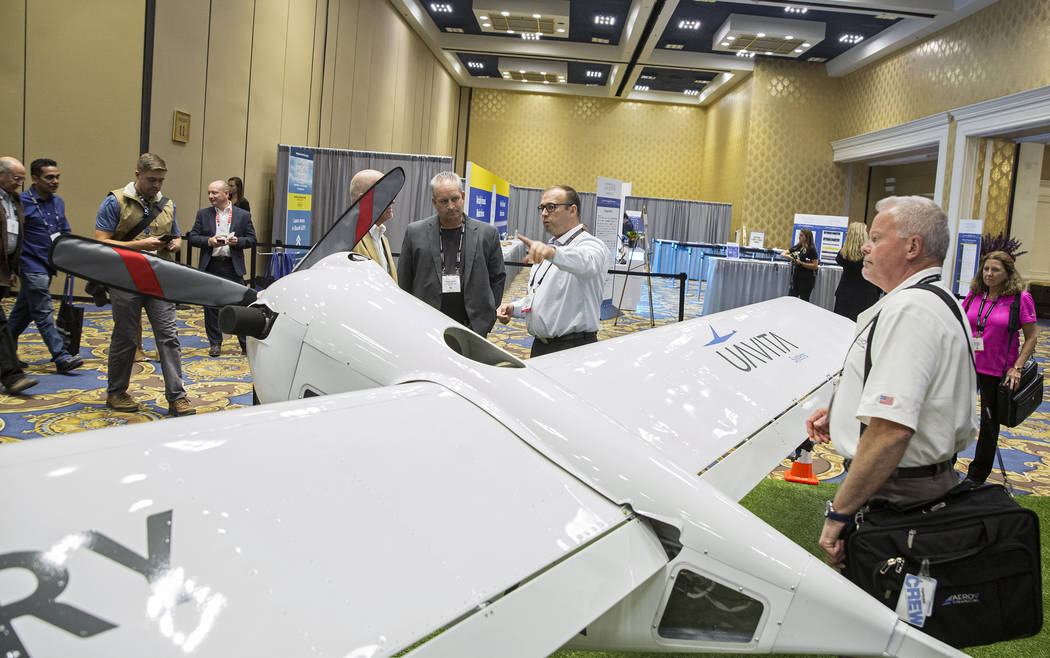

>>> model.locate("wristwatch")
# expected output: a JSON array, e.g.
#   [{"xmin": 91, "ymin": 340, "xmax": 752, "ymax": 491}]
[{"xmin": 825, "ymin": 500, "xmax": 853, "ymax": 523}]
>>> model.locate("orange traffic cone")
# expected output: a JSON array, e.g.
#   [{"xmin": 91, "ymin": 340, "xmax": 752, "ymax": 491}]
[{"xmin": 785, "ymin": 446, "xmax": 820, "ymax": 485}]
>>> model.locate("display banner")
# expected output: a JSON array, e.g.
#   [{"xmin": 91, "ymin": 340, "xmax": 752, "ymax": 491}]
[
  {"xmin": 954, "ymin": 219, "xmax": 984, "ymax": 296},
  {"xmin": 465, "ymin": 162, "xmax": 510, "ymax": 238},
  {"xmin": 595, "ymin": 176, "xmax": 625, "ymax": 318},
  {"xmin": 286, "ymin": 147, "xmax": 314, "ymax": 264},
  {"xmin": 624, "ymin": 209, "xmax": 643, "ymax": 236},
  {"xmin": 792, "ymin": 213, "xmax": 848, "ymax": 265}
]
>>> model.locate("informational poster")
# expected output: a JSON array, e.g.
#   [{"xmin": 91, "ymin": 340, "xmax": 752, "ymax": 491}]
[
  {"xmin": 748, "ymin": 231, "xmax": 765, "ymax": 248},
  {"xmin": 465, "ymin": 162, "xmax": 510, "ymax": 238},
  {"xmin": 623, "ymin": 209, "xmax": 643, "ymax": 236},
  {"xmin": 954, "ymin": 219, "xmax": 984, "ymax": 296},
  {"xmin": 286, "ymin": 147, "xmax": 314, "ymax": 264},
  {"xmin": 792, "ymin": 213, "xmax": 848, "ymax": 265},
  {"xmin": 595, "ymin": 176, "xmax": 625, "ymax": 317}
]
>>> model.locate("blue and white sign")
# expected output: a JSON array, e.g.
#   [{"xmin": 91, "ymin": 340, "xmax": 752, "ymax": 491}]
[
  {"xmin": 595, "ymin": 176, "xmax": 625, "ymax": 316},
  {"xmin": 953, "ymin": 219, "xmax": 984, "ymax": 296},
  {"xmin": 286, "ymin": 147, "xmax": 314, "ymax": 262},
  {"xmin": 792, "ymin": 213, "xmax": 849, "ymax": 265}
]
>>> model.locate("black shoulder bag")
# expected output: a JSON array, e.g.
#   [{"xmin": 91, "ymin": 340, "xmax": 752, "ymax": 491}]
[{"xmin": 996, "ymin": 294, "xmax": 1043, "ymax": 427}]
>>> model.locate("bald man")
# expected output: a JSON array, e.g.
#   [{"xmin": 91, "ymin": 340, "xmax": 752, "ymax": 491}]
[
  {"xmin": 188, "ymin": 180, "xmax": 257, "ymax": 356},
  {"xmin": 348, "ymin": 169, "xmax": 397, "ymax": 282},
  {"xmin": 0, "ymin": 156, "xmax": 37, "ymax": 394}
]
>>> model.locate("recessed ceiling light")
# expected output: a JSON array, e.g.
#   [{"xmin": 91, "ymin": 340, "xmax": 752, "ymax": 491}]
[
  {"xmin": 533, "ymin": 13, "xmax": 540, "ymax": 19},
  {"xmin": 519, "ymin": 70, "xmax": 525, "ymax": 73},
  {"xmin": 757, "ymin": 32, "xmax": 766, "ymax": 38},
  {"xmin": 507, "ymin": 29, "xmax": 514, "ymax": 34},
  {"xmin": 634, "ymin": 85, "xmax": 649, "ymax": 91},
  {"xmin": 839, "ymin": 33, "xmax": 864, "ymax": 44},
  {"xmin": 801, "ymin": 42, "xmax": 811, "ymax": 47},
  {"xmin": 522, "ymin": 32, "xmax": 540, "ymax": 40},
  {"xmin": 479, "ymin": 15, "xmax": 488, "ymax": 20},
  {"xmin": 785, "ymin": 6, "xmax": 808, "ymax": 14},
  {"xmin": 736, "ymin": 50, "xmax": 755, "ymax": 58},
  {"xmin": 482, "ymin": 22, "xmax": 491, "ymax": 27},
  {"xmin": 591, "ymin": 36, "xmax": 609, "ymax": 44},
  {"xmin": 726, "ymin": 36, "xmax": 735, "ymax": 41},
  {"xmin": 430, "ymin": 3, "xmax": 452, "ymax": 13},
  {"xmin": 594, "ymin": 15, "xmax": 615, "ymax": 26},
  {"xmin": 721, "ymin": 41, "xmax": 729, "ymax": 46},
  {"xmin": 665, "ymin": 43, "xmax": 683, "ymax": 49},
  {"xmin": 586, "ymin": 70, "xmax": 602, "ymax": 78},
  {"xmin": 444, "ymin": 27, "xmax": 463, "ymax": 33},
  {"xmin": 794, "ymin": 48, "xmax": 803, "ymax": 53},
  {"xmin": 556, "ymin": 28, "xmax": 565, "ymax": 33},
  {"xmin": 808, "ymin": 56, "xmax": 827, "ymax": 62},
  {"xmin": 467, "ymin": 61, "xmax": 483, "ymax": 69},
  {"xmin": 640, "ymin": 74, "xmax": 655, "ymax": 80},
  {"xmin": 684, "ymin": 89, "xmax": 700, "ymax": 96},
  {"xmin": 501, "ymin": 11, "xmax": 509, "ymax": 17},
  {"xmin": 678, "ymin": 20, "xmax": 701, "ymax": 30},
  {"xmin": 543, "ymin": 80, "xmax": 549, "ymax": 84},
  {"xmin": 785, "ymin": 35, "xmax": 793, "ymax": 40},
  {"xmin": 765, "ymin": 51, "xmax": 772, "ymax": 55}
]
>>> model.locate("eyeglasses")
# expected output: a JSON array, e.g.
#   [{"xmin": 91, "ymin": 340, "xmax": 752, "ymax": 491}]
[{"xmin": 537, "ymin": 203, "xmax": 572, "ymax": 214}]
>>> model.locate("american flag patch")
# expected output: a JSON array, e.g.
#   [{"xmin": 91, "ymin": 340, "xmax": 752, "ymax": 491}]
[{"xmin": 878, "ymin": 395, "xmax": 895, "ymax": 406}]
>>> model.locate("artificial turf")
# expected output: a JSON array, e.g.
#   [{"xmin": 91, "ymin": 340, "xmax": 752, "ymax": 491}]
[{"xmin": 553, "ymin": 478, "xmax": 1049, "ymax": 658}]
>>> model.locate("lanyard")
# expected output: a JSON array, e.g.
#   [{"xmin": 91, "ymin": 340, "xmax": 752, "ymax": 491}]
[
  {"xmin": 973, "ymin": 293, "xmax": 1000, "ymax": 336},
  {"xmin": 214, "ymin": 205, "xmax": 232, "ymax": 227},
  {"xmin": 528, "ymin": 225, "xmax": 585, "ymax": 291},
  {"xmin": 29, "ymin": 193, "xmax": 59, "ymax": 232},
  {"xmin": 438, "ymin": 224, "xmax": 465, "ymax": 275}
]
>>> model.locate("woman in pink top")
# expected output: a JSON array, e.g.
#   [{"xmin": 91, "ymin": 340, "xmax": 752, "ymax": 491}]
[{"xmin": 963, "ymin": 251, "xmax": 1038, "ymax": 483}]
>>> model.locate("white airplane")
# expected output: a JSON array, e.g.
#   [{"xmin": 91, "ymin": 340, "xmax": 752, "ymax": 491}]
[{"xmin": 0, "ymin": 171, "xmax": 969, "ymax": 657}]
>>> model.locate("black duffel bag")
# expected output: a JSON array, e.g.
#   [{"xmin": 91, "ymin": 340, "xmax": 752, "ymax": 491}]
[{"xmin": 843, "ymin": 482, "xmax": 1042, "ymax": 648}]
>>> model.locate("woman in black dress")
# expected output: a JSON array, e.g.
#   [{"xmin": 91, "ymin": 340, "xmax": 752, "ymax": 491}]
[
  {"xmin": 781, "ymin": 228, "xmax": 818, "ymax": 301},
  {"xmin": 228, "ymin": 176, "xmax": 251, "ymax": 213},
  {"xmin": 833, "ymin": 222, "xmax": 881, "ymax": 320}
]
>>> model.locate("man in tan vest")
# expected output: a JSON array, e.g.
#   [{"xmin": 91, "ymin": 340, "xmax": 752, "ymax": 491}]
[
  {"xmin": 94, "ymin": 153, "xmax": 194, "ymax": 416},
  {"xmin": 348, "ymin": 169, "xmax": 397, "ymax": 282}
]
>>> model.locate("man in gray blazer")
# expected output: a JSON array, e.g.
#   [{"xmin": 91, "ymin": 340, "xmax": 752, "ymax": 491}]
[{"xmin": 398, "ymin": 171, "xmax": 505, "ymax": 337}]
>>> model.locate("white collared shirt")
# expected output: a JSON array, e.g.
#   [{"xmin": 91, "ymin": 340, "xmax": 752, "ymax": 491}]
[
  {"xmin": 369, "ymin": 223, "xmax": 389, "ymax": 274},
  {"xmin": 511, "ymin": 225, "xmax": 609, "ymax": 339},
  {"xmin": 212, "ymin": 204, "xmax": 232, "ymax": 258},
  {"xmin": 830, "ymin": 267, "xmax": 978, "ymax": 467}
]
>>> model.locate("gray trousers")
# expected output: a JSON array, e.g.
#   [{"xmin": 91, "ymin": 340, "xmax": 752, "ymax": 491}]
[{"xmin": 107, "ymin": 288, "xmax": 186, "ymax": 402}]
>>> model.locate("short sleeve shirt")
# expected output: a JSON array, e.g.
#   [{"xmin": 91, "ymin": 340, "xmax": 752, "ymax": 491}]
[{"xmin": 963, "ymin": 290, "xmax": 1037, "ymax": 376}]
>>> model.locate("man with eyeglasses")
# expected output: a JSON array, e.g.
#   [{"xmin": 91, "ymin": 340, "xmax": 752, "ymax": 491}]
[
  {"xmin": 398, "ymin": 171, "xmax": 505, "ymax": 337},
  {"xmin": 9, "ymin": 158, "xmax": 82, "ymax": 374},
  {"xmin": 496, "ymin": 185, "xmax": 608, "ymax": 357},
  {"xmin": 0, "ymin": 156, "xmax": 38, "ymax": 394}
]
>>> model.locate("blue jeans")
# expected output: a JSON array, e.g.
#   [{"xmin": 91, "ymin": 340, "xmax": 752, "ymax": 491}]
[{"xmin": 8, "ymin": 271, "xmax": 74, "ymax": 363}]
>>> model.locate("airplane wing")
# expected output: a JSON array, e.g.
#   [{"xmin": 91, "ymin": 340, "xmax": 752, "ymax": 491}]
[{"xmin": 0, "ymin": 384, "xmax": 667, "ymax": 657}]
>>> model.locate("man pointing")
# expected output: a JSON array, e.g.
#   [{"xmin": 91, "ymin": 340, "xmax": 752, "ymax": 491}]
[{"xmin": 497, "ymin": 184, "xmax": 608, "ymax": 357}]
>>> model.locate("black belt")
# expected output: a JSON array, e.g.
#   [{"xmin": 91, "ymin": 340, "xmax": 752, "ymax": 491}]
[
  {"xmin": 536, "ymin": 331, "xmax": 597, "ymax": 344},
  {"xmin": 211, "ymin": 255, "xmax": 231, "ymax": 260},
  {"xmin": 843, "ymin": 457, "xmax": 955, "ymax": 479}
]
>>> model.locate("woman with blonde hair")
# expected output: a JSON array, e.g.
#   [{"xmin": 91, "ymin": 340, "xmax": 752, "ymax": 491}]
[
  {"xmin": 962, "ymin": 250, "xmax": 1038, "ymax": 483},
  {"xmin": 832, "ymin": 222, "xmax": 880, "ymax": 320}
]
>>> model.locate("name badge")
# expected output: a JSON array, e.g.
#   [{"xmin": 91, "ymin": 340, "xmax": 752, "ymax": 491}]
[
  {"xmin": 50, "ymin": 232, "xmax": 61, "ymax": 242},
  {"xmin": 521, "ymin": 290, "xmax": 534, "ymax": 313},
  {"xmin": 441, "ymin": 275, "xmax": 461, "ymax": 293},
  {"xmin": 895, "ymin": 573, "xmax": 937, "ymax": 627},
  {"xmin": 972, "ymin": 336, "xmax": 984, "ymax": 352}
]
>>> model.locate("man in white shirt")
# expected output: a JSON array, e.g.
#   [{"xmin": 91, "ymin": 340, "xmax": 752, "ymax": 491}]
[
  {"xmin": 348, "ymin": 169, "xmax": 396, "ymax": 282},
  {"xmin": 496, "ymin": 185, "xmax": 608, "ymax": 357},
  {"xmin": 805, "ymin": 195, "xmax": 977, "ymax": 569},
  {"xmin": 0, "ymin": 156, "xmax": 37, "ymax": 394}
]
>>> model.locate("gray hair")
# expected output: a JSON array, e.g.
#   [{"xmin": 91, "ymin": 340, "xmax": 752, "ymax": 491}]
[
  {"xmin": 430, "ymin": 171, "xmax": 462, "ymax": 195},
  {"xmin": 0, "ymin": 156, "xmax": 20, "ymax": 175},
  {"xmin": 875, "ymin": 195, "xmax": 949, "ymax": 263}
]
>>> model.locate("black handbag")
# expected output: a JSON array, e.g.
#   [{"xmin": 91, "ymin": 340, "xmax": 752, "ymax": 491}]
[
  {"xmin": 995, "ymin": 294, "xmax": 1043, "ymax": 427},
  {"xmin": 55, "ymin": 275, "xmax": 84, "ymax": 356},
  {"xmin": 843, "ymin": 482, "xmax": 1042, "ymax": 648}
]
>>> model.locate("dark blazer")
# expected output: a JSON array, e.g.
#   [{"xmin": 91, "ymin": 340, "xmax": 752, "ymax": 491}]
[
  {"xmin": 397, "ymin": 215, "xmax": 506, "ymax": 336},
  {"xmin": 188, "ymin": 205, "xmax": 257, "ymax": 277},
  {"xmin": 0, "ymin": 192, "xmax": 25, "ymax": 281}
]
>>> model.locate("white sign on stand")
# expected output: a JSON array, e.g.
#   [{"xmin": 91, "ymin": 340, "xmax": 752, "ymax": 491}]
[
  {"xmin": 748, "ymin": 232, "xmax": 765, "ymax": 248},
  {"xmin": 954, "ymin": 219, "xmax": 984, "ymax": 296},
  {"xmin": 595, "ymin": 176, "xmax": 626, "ymax": 317}
]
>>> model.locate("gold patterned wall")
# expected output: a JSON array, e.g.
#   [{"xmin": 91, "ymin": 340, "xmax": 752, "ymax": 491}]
[
  {"xmin": 970, "ymin": 138, "xmax": 1017, "ymax": 237},
  {"xmin": 838, "ymin": 0, "xmax": 1050, "ymax": 139},
  {"xmin": 699, "ymin": 79, "xmax": 752, "ymax": 213},
  {"xmin": 466, "ymin": 89, "xmax": 705, "ymax": 197},
  {"xmin": 739, "ymin": 59, "xmax": 848, "ymax": 246}
]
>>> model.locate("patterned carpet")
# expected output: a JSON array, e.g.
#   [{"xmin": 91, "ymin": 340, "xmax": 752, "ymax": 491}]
[{"xmin": 2, "ymin": 268, "xmax": 1048, "ymax": 495}]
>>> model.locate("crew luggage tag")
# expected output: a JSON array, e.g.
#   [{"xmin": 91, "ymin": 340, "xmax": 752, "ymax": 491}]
[
  {"xmin": 972, "ymin": 335, "xmax": 984, "ymax": 352},
  {"xmin": 441, "ymin": 274, "xmax": 461, "ymax": 293},
  {"xmin": 895, "ymin": 559, "xmax": 936, "ymax": 627}
]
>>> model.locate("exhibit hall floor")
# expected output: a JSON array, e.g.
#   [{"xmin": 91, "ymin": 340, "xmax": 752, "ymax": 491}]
[{"xmin": 2, "ymin": 269, "xmax": 1048, "ymax": 495}]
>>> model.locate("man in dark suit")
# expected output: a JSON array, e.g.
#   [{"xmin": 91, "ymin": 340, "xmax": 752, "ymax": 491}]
[
  {"xmin": 397, "ymin": 171, "xmax": 505, "ymax": 337},
  {"xmin": 188, "ymin": 180, "xmax": 257, "ymax": 356}
]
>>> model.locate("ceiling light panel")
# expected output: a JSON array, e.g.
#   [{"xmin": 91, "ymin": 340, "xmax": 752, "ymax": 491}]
[
  {"xmin": 498, "ymin": 57, "xmax": 567, "ymax": 84},
  {"xmin": 712, "ymin": 14, "xmax": 824, "ymax": 59},
  {"xmin": 474, "ymin": 1, "xmax": 569, "ymax": 39}
]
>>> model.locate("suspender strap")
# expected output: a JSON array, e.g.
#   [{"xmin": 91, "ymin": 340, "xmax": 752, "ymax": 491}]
[{"xmin": 116, "ymin": 196, "xmax": 170, "ymax": 242}]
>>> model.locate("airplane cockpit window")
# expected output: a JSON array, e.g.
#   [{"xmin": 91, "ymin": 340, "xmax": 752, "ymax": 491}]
[
  {"xmin": 443, "ymin": 327, "xmax": 525, "ymax": 368},
  {"xmin": 657, "ymin": 569, "xmax": 763, "ymax": 643}
]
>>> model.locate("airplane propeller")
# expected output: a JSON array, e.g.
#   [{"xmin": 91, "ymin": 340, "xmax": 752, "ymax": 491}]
[{"xmin": 47, "ymin": 167, "xmax": 407, "ymax": 312}]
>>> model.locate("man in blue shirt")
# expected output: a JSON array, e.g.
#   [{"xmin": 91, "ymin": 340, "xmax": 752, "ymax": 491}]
[{"xmin": 10, "ymin": 158, "xmax": 82, "ymax": 373}]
